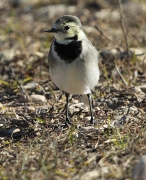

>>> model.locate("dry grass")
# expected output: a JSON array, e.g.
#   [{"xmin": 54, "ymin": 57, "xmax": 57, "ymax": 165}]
[{"xmin": 0, "ymin": 0, "xmax": 146, "ymax": 179}]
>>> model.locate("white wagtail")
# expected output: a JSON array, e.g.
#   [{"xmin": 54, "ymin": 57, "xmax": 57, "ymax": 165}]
[{"xmin": 44, "ymin": 15, "xmax": 100, "ymax": 126}]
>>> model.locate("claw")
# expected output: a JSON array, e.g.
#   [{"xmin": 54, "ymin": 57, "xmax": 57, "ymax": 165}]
[
  {"xmin": 90, "ymin": 117, "xmax": 95, "ymax": 125},
  {"xmin": 65, "ymin": 117, "xmax": 73, "ymax": 127}
]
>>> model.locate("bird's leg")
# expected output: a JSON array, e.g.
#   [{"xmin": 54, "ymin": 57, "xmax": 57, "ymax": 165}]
[
  {"xmin": 87, "ymin": 94, "xmax": 94, "ymax": 125},
  {"xmin": 65, "ymin": 92, "xmax": 72, "ymax": 126}
]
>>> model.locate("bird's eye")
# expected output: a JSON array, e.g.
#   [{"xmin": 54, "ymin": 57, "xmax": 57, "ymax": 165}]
[{"xmin": 64, "ymin": 26, "xmax": 70, "ymax": 30}]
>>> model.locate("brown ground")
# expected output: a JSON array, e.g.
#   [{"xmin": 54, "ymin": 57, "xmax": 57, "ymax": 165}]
[{"xmin": 0, "ymin": 0, "xmax": 146, "ymax": 179}]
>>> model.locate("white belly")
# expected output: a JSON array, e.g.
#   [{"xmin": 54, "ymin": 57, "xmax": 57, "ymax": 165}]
[{"xmin": 49, "ymin": 56, "xmax": 99, "ymax": 95}]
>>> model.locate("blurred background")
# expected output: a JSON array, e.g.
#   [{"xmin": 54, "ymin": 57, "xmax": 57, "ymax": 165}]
[{"xmin": 0, "ymin": 0, "xmax": 146, "ymax": 89}]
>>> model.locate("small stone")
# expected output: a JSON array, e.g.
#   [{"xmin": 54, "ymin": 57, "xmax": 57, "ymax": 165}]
[{"xmin": 80, "ymin": 170, "xmax": 100, "ymax": 180}]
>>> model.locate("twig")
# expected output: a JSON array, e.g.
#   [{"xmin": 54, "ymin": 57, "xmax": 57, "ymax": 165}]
[
  {"xmin": 118, "ymin": 0, "xmax": 129, "ymax": 53},
  {"xmin": 115, "ymin": 65, "xmax": 128, "ymax": 86},
  {"xmin": 19, "ymin": 111, "xmax": 33, "ymax": 123},
  {"xmin": 10, "ymin": 67, "xmax": 26, "ymax": 95},
  {"xmin": 94, "ymin": 25, "xmax": 112, "ymax": 42}
]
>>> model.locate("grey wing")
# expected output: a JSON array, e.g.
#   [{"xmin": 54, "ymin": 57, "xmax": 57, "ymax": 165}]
[
  {"xmin": 80, "ymin": 39, "xmax": 100, "ymax": 88},
  {"xmin": 81, "ymin": 39, "xmax": 99, "ymax": 64},
  {"xmin": 48, "ymin": 42, "xmax": 56, "ymax": 70}
]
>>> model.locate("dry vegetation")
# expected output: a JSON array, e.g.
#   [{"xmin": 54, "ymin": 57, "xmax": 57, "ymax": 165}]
[{"xmin": 0, "ymin": 0, "xmax": 146, "ymax": 179}]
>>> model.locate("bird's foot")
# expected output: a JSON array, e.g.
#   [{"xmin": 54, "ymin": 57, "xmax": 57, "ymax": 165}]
[
  {"xmin": 64, "ymin": 117, "xmax": 73, "ymax": 127},
  {"xmin": 90, "ymin": 117, "xmax": 95, "ymax": 125}
]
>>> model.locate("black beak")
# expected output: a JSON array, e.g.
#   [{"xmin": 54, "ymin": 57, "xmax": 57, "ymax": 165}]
[{"xmin": 44, "ymin": 27, "xmax": 58, "ymax": 33}]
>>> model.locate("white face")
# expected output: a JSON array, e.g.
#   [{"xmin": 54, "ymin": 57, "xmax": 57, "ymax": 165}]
[{"xmin": 52, "ymin": 22, "xmax": 86, "ymax": 44}]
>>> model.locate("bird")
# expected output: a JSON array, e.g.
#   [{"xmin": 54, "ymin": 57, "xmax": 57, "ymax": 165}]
[{"xmin": 44, "ymin": 15, "xmax": 100, "ymax": 126}]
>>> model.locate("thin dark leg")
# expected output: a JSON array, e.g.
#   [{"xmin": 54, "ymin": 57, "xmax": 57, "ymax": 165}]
[
  {"xmin": 87, "ymin": 94, "xmax": 94, "ymax": 124},
  {"xmin": 65, "ymin": 92, "xmax": 72, "ymax": 126}
]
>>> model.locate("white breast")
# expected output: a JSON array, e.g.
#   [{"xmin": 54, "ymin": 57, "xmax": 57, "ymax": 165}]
[{"xmin": 49, "ymin": 40, "xmax": 100, "ymax": 95}]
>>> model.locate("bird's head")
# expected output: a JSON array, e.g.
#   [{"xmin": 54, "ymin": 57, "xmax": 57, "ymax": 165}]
[{"xmin": 44, "ymin": 15, "xmax": 86, "ymax": 44}]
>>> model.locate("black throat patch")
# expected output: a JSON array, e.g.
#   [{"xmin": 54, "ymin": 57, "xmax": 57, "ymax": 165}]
[
  {"xmin": 65, "ymin": 35, "xmax": 78, "ymax": 41},
  {"xmin": 54, "ymin": 39, "xmax": 82, "ymax": 63}
]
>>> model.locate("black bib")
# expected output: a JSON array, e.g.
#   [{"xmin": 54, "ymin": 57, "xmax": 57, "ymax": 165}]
[{"xmin": 54, "ymin": 39, "xmax": 82, "ymax": 63}]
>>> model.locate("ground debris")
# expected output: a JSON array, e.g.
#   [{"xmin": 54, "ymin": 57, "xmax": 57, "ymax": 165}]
[{"xmin": 0, "ymin": 0, "xmax": 146, "ymax": 179}]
